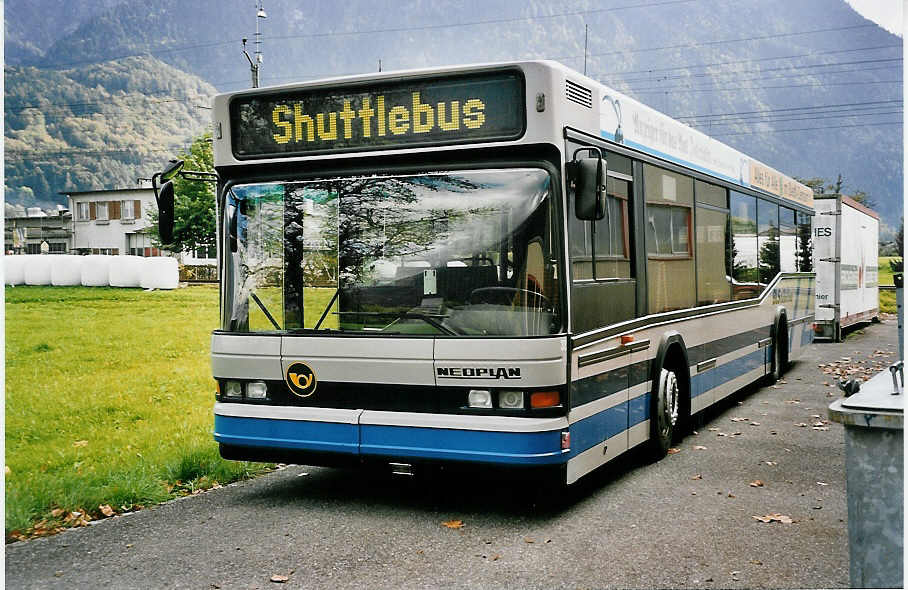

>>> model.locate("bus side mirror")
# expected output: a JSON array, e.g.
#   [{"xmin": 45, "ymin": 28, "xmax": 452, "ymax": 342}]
[
  {"xmin": 569, "ymin": 148, "xmax": 607, "ymax": 221},
  {"xmin": 157, "ymin": 180, "xmax": 175, "ymax": 244}
]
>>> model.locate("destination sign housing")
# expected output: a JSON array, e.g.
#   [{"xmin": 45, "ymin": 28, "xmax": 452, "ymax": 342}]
[{"xmin": 230, "ymin": 70, "xmax": 525, "ymax": 159}]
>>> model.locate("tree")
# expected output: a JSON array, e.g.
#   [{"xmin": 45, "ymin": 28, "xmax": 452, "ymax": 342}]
[
  {"xmin": 148, "ymin": 133, "xmax": 216, "ymax": 254},
  {"xmin": 795, "ymin": 175, "xmax": 874, "ymax": 207}
]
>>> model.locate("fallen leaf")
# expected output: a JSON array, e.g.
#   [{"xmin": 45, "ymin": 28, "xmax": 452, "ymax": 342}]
[
  {"xmin": 796, "ymin": 422, "xmax": 808, "ymax": 427},
  {"xmin": 667, "ymin": 448, "xmax": 681, "ymax": 454},
  {"xmin": 749, "ymin": 480, "xmax": 764, "ymax": 488},
  {"xmin": 727, "ymin": 492, "xmax": 736, "ymax": 498},
  {"xmin": 491, "ymin": 554, "xmax": 501, "ymax": 561},
  {"xmin": 812, "ymin": 426, "xmax": 829, "ymax": 431},
  {"xmin": 693, "ymin": 445, "xmax": 707, "ymax": 450},
  {"xmin": 730, "ymin": 417, "xmax": 748, "ymax": 422},
  {"xmin": 524, "ymin": 538, "xmax": 535, "ymax": 544},
  {"xmin": 751, "ymin": 559, "xmax": 763, "ymax": 565},
  {"xmin": 442, "ymin": 519, "xmax": 465, "ymax": 529},
  {"xmin": 5, "ymin": 466, "xmax": 10, "ymax": 476},
  {"xmin": 749, "ymin": 422, "xmax": 761, "ymax": 426},
  {"xmin": 761, "ymin": 461, "xmax": 778, "ymax": 466},
  {"xmin": 50, "ymin": 508, "xmax": 64, "ymax": 518},
  {"xmin": 707, "ymin": 427, "xmax": 720, "ymax": 432},
  {"xmin": 72, "ymin": 440, "xmax": 88, "ymax": 448},
  {"xmin": 270, "ymin": 574, "xmax": 289, "ymax": 583},
  {"xmin": 99, "ymin": 504, "xmax": 115, "ymax": 517},
  {"xmin": 752, "ymin": 513, "xmax": 794, "ymax": 524},
  {"xmin": 816, "ymin": 482, "xmax": 829, "ymax": 486},
  {"xmin": 691, "ymin": 474, "xmax": 703, "ymax": 480}
]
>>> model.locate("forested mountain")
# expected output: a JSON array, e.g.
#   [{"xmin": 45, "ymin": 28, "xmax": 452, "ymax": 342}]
[
  {"xmin": 4, "ymin": 57, "xmax": 215, "ymax": 207},
  {"xmin": 4, "ymin": 0, "xmax": 902, "ymax": 233}
]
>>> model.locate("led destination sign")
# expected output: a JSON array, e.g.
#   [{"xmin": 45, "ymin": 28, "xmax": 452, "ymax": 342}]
[{"xmin": 230, "ymin": 71, "xmax": 525, "ymax": 159}]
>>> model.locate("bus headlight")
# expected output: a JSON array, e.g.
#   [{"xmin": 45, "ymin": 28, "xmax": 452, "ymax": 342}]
[
  {"xmin": 467, "ymin": 389, "xmax": 493, "ymax": 408},
  {"xmin": 246, "ymin": 381, "xmax": 268, "ymax": 400},
  {"xmin": 224, "ymin": 380, "xmax": 244, "ymax": 399},
  {"xmin": 498, "ymin": 390, "xmax": 525, "ymax": 409}
]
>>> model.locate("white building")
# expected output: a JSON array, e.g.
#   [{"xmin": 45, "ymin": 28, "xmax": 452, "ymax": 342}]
[
  {"xmin": 62, "ymin": 186, "xmax": 215, "ymax": 265},
  {"xmin": 64, "ymin": 186, "xmax": 162, "ymax": 256}
]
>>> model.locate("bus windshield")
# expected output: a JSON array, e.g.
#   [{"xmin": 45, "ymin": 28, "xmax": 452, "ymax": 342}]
[{"xmin": 224, "ymin": 168, "xmax": 563, "ymax": 337}]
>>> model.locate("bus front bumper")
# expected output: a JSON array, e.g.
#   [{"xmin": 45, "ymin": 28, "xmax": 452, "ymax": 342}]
[{"xmin": 213, "ymin": 403, "xmax": 569, "ymax": 466}]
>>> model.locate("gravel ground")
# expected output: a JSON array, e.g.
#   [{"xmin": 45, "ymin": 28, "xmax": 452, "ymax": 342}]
[{"xmin": 5, "ymin": 318, "xmax": 899, "ymax": 589}]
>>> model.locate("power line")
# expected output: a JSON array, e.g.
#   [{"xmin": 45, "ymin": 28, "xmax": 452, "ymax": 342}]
[
  {"xmin": 678, "ymin": 99, "xmax": 903, "ymax": 120},
  {"xmin": 630, "ymin": 78, "xmax": 902, "ymax": 94},
  {"xmin": 598, "ymin": 43, "xmax": 902, "ymax": 79},
  {"xmin": 45, "ymin": 0, "xmax": 698, "ymax": 69},
  {"xmin": 712, "ymin": 120, "xmax": 902, "ymax": 137},
  {"xmin": 692, "ymin": 109, "xmax": 902, "ymax": 128},
  {"xmin": 626, "ymin": 63, "xmax": 901, "ymax": 94},
  {"xmin": 6, "ymin": 94, "xmax": 203, "ymax": 113},
  {"xmin": 615, "ymin": 57, "xmax": 902, "ymax": 86}
]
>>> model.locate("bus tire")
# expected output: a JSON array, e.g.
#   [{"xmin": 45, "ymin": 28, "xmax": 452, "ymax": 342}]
[
  {"xmin": 649, "ymin": 366, "xmax": 680, "ymax": 458},
  {"xmin": 769, "ymin": 319, "xmax": 788, "ymax": 382}
]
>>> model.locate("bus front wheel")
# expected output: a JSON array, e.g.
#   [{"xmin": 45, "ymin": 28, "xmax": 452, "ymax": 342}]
[{"xmin": 650, "ymin": 367, "xmax": 680, "ymax": 458}]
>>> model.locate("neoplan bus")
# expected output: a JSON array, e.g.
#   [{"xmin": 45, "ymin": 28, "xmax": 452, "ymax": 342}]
[{"xmin": 154, "ymin": 61, "xmax": 815, "ymax": 486}]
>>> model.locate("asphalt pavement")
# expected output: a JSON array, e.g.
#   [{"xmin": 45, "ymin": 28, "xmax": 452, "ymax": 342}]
[{"xmin": 5, "ymin": 318, "xmax": 900, "ymax": 589}]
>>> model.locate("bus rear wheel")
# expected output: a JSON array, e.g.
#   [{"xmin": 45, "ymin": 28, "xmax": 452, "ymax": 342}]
[
  {"xmin": 650, "ymin": 367, "xmax": 680, "ymax": 458},
  {"xmin": 769, "ymin": 321, "xmax": 788, "ymax": 382}
]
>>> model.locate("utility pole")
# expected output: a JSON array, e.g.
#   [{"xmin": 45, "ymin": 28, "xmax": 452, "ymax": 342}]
[
  {"xmin": 242, "ymin": 1, "xmax": 267, "ymax": 87},
  {"xmin": 583, "ymin": 23, "xmax": 588, "ymax": 75}
]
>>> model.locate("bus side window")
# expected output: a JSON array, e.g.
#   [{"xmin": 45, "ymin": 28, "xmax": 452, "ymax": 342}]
[{"xmin": 644, "ymin": 164, "xmax": 694, "ymax": 313}]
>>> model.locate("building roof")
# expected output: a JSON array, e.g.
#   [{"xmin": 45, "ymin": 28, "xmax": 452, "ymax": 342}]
[{"xmin": 59, "ymin": 185, "xmax": 154, "ymax": 197}]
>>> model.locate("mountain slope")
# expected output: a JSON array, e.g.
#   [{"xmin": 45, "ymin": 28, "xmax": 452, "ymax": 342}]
[
  {"xmin": 5, "ymin": 56, "xmax": 216, "ymax": 208},
  {"xmin": 5, "ymin": 0, "xmax": 902, "ymax": 230}
]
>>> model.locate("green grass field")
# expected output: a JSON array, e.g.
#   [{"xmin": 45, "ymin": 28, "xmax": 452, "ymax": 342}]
[
  {"xmin": 5, "ymin": 285, "xmax": 270, "ymax": 540},
  {"xmin": 879, "ymin": 256, "xmax": 900, "ymax": 314}
]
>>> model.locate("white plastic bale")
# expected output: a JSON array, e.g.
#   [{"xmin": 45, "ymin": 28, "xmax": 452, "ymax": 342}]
[
  {"xmin": 140, "ymin": 256, "xmax": 179, "ymax": 290},
  {"xmin": 51, "ymin": 255, "xmax": 83, "ymax": 286},
  {"xmin": 81, "ymin": 255, "xmax": 112, "ymax": 286},
  {"xmin": 24, "ymin": 255, "xmax": 54, "ymax": 285},
  {"xmin": 5, "ymin": 255, "xmax": 26, "ymax": 285},
  {"xmin": 109, "ymin": 255, "xmax": 145, "ymax": 287}
]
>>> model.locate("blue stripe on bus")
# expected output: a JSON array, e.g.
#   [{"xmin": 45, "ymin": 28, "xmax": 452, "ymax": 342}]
[
  {"xmin": 214, "ymin": 414, "xmax": 359, "ymax": 454},
  {"xmin": 215, "ymin": 414, "xmax": 565, "ymax": 465},
  {"xmin": 569, "ymin": 403, "xmax": 629, "ymax": 456},
  {"xmin": 692, "ymin": 347, "xmax": 766, "ymax": 398},
  {"xmin": 359, "ymin": 425, "xmax": 565, "ymax": 465}
]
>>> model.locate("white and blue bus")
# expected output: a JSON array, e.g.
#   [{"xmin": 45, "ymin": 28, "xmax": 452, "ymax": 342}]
[{"xmin": 159, "ymin": 61, "xmax": 815, "ymax": 485}]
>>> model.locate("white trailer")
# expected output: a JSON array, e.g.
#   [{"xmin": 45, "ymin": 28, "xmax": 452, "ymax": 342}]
[{"xmin": 813, "ymin": 194, "xmax": 880, "ymax": 340}]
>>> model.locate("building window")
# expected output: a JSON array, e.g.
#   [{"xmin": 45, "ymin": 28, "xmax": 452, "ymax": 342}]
[
  {"xmin": 122, "ymin": 200, "xmax": 135, "ymax": 220},
  {"xmin": 26, "ymin": 244, "xmax": 40, "ymax": 254},
  {"xmin": 49, "ymin": 243, "xmax": 66, "ymax": 253},
  {"xmin": 194, "ymin": 244, "xmax": 217, "ymax": 259},
  {"xmin": 77, "ymin": 202, "xmax": 90, "ymax": 220},
  {"xmin": 96, "ymin": 202, "xmax": 109, "ymax": 221},
  {"xmin": 730, "ymin": 191, "xmax": 759, "ymax": 300}
]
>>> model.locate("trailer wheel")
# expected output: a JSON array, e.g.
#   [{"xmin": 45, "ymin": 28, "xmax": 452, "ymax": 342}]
[{"xmin": 649, "ymin": 367, "xmax": 680, "ymax": 458}]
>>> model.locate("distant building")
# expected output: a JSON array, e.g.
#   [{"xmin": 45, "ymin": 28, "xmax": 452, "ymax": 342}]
[
  {"xmin": 5, "ymin": 185, "xmax": 215, "ymax": 266},
  {"xmin": 63, "ymin": 186, "xmax": 163, "ymax": 256},
  {"xmin": 4, "ymin": 203, "xmax": 73, "ymax": 254}
]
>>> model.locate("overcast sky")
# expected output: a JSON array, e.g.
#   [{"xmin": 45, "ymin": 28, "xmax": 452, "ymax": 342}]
[{"xmin": 844, "ymin": 0, "xmax": 904, "ymax": 36}]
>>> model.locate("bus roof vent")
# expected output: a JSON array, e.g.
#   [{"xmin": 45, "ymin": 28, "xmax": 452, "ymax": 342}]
[{"xmin": 565, "ymin": 79, "xmax": 593, "ymax": 109}]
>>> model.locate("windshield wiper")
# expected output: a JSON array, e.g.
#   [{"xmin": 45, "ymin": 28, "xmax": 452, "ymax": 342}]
[
  {"xmin": 250, "ymin": 292, "xmax": 281, "ymax": 330},
  {"xmin": 336, "ymin": 311, "xmax": 459, "ymax": 335},
  {"xmin": 314, "ymin": 289, "xmax": 340, "ymax": 330}
]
